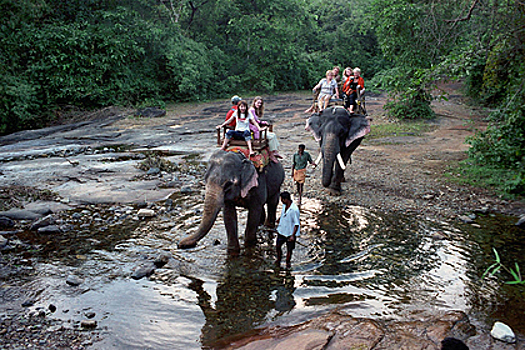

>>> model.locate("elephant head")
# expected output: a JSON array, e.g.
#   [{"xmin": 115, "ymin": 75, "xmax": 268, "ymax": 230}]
[
  {"xmin": 178, "ymin": 150, "xmax": 259, "ymax": 251},
  {"xmin": 178, "ymin": 150, "xmax": 285, "ymax": 254},
  {"xmin": 306, "ymin": 107, "xmax": 370, "ymax": 194}
]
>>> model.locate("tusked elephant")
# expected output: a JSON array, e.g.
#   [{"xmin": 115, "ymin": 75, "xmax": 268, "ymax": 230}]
[
  {"xmin": 305, "ymin": 107, "xmax": 370, "ymax": 195},
  {"xmin": 178, "ymin": 150, "xmax": 285, "ymax": 255}
]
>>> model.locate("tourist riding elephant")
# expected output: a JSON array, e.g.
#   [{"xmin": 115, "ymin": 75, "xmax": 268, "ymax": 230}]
[
  {"xmin": 306, "ymin": 107, "xmax": 370, "ymax": 195},
  {"xmin": 178, "ymin": 150, "xmax": 285, "ymax": 255}
]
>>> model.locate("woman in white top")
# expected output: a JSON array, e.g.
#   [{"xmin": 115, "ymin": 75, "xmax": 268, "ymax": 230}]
[
  {"xmin": 217, "ymin": 100, "xmax": 263, "ymax": 156},
  {"xmin": 312, "ymin": 70, "xmax": 339, "ymax": 112}
]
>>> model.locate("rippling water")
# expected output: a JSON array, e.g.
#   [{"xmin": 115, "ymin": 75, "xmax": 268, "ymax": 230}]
[{"xmin": 3, "ymin": 194, "xmax": 525, "ymax": 349}]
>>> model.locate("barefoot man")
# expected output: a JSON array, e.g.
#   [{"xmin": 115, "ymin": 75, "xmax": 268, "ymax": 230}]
[
  {"xmin": 292, "ymin": 144, "xmax": 315, "ymax": 202},
  {"xmin": 275, "ymin": 191, "xmax": 300, "ymax": 269}
]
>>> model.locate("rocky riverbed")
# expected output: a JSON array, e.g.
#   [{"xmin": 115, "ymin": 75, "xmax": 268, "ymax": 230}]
[{"xmin": 1, "ymin": 87, "xmax": 524, "ymax": 349}]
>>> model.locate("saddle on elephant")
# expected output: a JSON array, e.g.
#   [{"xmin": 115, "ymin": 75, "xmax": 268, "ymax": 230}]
[{"xmin": 225, "ymin": 146, "xmax": 271, "ymax": 171}]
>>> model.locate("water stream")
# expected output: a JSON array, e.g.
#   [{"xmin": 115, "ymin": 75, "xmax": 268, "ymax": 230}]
[{"xmin": 2, "ymin": 194, "xmax": 524, "ymax": 349}]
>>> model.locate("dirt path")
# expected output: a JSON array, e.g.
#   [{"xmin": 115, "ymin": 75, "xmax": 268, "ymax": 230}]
[{"xmin": 230, "ymin": 86, "xmax": 524, "ymax": 221}]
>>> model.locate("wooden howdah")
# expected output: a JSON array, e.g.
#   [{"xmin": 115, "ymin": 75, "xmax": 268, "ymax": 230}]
[{"xmin": 217, "ymin": 125, "xmax": 273, "ymax": 152}]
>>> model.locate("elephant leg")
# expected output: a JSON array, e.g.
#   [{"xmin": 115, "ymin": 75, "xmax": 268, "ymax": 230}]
[
  {"xmin": 245, "ymin": 205, "xmax": 263, "ymax": 247},
  {"xmin": 223, "ymin": 203, "xmax": 240, "ymax": 255},
  {"xmin": 264, "ymin": 192, "xmax": 280, "ymax": 228}
]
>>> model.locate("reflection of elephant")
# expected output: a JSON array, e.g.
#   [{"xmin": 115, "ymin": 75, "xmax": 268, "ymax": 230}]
[
  {"xmin": 306, "ymin": 107, "xmax": 370, "ymax": 195},
  {"xmin": 189, "ymin": 257, "xmax": 296, "ymax": 348},
  {"xmin": 178, "ymin": 150, "xmax": 285, "ymax": 254}
]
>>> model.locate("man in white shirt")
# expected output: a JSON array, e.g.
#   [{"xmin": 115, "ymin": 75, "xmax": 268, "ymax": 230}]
[{"xmin": 275, "ymin": 191, "xmax": 300, "ymax": 269}]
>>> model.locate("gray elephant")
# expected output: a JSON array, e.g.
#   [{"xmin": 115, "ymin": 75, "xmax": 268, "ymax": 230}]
[
  {"xmin": 178, "ymin": 150, "xmax": 285, "ymax": 255},
  {"xmin": 306, "ymin": 107, "xmax": 370, "ymax": 195}
]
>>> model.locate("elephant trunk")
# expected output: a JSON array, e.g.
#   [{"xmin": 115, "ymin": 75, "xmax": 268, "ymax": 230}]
[
  {"xmin": 322, "ymin": 133, "xmax": 339, "ymax": 188},
  {"xmin": 178, "ymin": 183, "xmax": 224, "ymax": 249}
]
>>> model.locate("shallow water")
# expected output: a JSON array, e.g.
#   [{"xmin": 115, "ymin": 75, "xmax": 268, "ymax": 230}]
[{"xmin": 2, "ymin": 195, "xmax": 524, "ymax": 349}]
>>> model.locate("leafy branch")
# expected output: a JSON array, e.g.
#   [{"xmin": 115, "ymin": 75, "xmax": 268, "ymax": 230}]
[{"xmin": 482, "ymin": 248, "xmax": 525, "ymax": 285}]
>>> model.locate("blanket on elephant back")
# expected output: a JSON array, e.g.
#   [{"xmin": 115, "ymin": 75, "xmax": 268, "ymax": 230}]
[{"xmin": 226, "ymin": 146, "xmax": 270, "ymax": 171}]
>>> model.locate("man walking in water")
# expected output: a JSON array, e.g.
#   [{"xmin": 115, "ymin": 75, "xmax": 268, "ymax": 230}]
[
  {"xmin": 275, "ymin": 191, "xmax": 300, "ymax": 269},
  {"xmin": 292, "ymin": 144, "xmax": 315, "ymax": 203}
]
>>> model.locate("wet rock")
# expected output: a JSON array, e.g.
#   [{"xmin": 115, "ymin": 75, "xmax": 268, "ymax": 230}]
[
  {"xmin": 135, "ymin": 107, "xmax": 166, "ymax": 118},
  {"xmin": 0, "ymin": 235, "xmax": 7, "ymax": 248},
  {"xmin": 137, "ymin": 208, "xmax": 155, "ymax": 218},
  {"xmin": 154, "ymin": 253, "xmax": 170, "ymax": 268},
  {"xmin": 516, "ymin": 215, "xmax": 525, "ymax": 227},
  {"xmin": 85, "ymin": 311, "xmax": 96, "ymax": 319},
  {"xmin": 21, "ymin": 300, "xmax": 34, "ymax": 307},
  {"xmin": 490, "ymin": 321, "xmax": 515, "ymax": 343},
  {"xmin": 37, "ymin": 225, "xmax": 62, "ymax": 234},
  {"xmin": 146, "ymin": 167, "xmax": 160, "ymax": 175},
  {"xmin": 234, "ymin": 329, "xmax": 331, "ymax": 350},
  {"xmin": 0, "ymin": 216, "xmax": 14, "ymax": 228},
  {"xmin": 131, "ymin": 264, "xmax": 155, "ymax": 280},
  {"xmin": 136, "ymin": 201, "xmax": 148, "ymax": 209},
  {"xmin": 0, "ymin": 209, "xmax": 42, "ymax": 221},
  {"xmin": 49, "ymin": 304, "xmax": 57, "ymax": 313},
  {"xmin": 181, "ymin": 186, "xmax": 193, "ymax": 194},
  {"xmin": 71, "ymin": 212, "xmax": 82, "ymax": 220},
  {"xmin": 80, "ymin": 320, "xmax": 97, "ymax": 329},
  {"xmin": 30, "ymin": 214, "xmax": 57, "ymax": 231},
  {"xmin": 65, "ymin": 275, "xmax": 83, "ymax": 286},
  {"xmin": 458, "ymin": 215, "xmax": 474, "ymax": 224},
  {"xmin": 214, "ymin": 239, "xmax": 221, "ymax": 246}
]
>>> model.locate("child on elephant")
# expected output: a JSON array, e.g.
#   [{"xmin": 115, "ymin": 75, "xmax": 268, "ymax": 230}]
[
  {"xmin": 217, "ymin": 100, "xmax": 263, "ymax": 156},
  {"xmin": 249, "ymin": 96, "xmax": 282, "ymax": 162}
]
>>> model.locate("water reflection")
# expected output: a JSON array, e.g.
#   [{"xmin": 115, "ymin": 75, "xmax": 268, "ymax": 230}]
[
  {"xmin": 188, "ymin": 255, "xmax": 296, "ymax": 349},
  {"xmin": 2, "ymin": 194, "xmax": 525, "ymax": 348}
]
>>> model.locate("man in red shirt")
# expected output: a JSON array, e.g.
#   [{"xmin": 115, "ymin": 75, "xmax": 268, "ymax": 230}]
[{"xmin": 225, "ymin": 95, "xmax": 242, "ymax": 127}]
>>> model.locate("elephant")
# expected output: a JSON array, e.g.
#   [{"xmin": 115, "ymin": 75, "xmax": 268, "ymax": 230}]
[
  {"xmin": 178, "ymin": 150, "xmax": 285, "ymax": 255},
  {"xmin": 305, "ymin": 106, "xmax": 370, "ymax": 195}
]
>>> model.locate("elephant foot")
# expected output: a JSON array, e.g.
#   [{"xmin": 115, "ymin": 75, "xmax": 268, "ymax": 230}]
[
  {"xmin": 178, "ymin": 238, "xmax": 197, "ymax": 249},
  {"xmin": 327, "ymin": 187, "xmax": 341, "ymax": 196},
  {"xmin": 227, "ymin": 246, "xmax": 241, "ymax": 256}
]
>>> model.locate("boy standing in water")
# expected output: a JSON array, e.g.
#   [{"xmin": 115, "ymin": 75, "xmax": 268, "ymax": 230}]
[
  {"xmin": 276, "ymin": 191, "xmax": 300, "ymax": 269},
  {"xmin": 292, "ymin": 144, "xmax": 315, "ymax": 202}
]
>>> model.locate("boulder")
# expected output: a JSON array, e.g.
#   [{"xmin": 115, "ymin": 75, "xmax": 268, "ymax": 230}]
[
  {"xmin": 516, "ymin": 215, "xmax": 525, "ymax": 227},
  {"xmin": 490, "ymin": 321, "xmax": 515, "ymax": 343},
  {"xmin": 0, "ymin": 216, "xmax": 14, "ymax": 228}
]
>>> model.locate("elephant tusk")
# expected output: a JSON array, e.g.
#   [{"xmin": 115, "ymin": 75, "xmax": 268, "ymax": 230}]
[
  {"xmin": 336, "ymin": 153, "xmax": 346, "ymax": 170},
  {"xmin": 314, "ymin": 152, "xmax": 323, "ymax": 166}
]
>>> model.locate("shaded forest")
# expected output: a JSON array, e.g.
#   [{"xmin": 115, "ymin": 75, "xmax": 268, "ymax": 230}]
[{"xmin": 1, "ymin": 0, "xmax": 524, "ymax": 194}]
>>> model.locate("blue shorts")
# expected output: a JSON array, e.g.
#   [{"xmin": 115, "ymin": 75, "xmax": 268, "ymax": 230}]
[
  {"xmin": 226, "ymin": 130, "xmax": 251, "ymax": 141},
  {"xmin": 276, "ymin": 234, "xmax": 295, "ymax": 251}
]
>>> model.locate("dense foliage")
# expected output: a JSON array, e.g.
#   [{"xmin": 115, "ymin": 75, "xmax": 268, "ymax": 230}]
[{"xmin": 1, "ymin": 0, "xmax": 523, "ymax": 195}]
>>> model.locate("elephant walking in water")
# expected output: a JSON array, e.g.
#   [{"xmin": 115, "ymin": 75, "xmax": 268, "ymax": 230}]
[
  {"xmin": 178, "ymin": 150, "xmax": 285, "ymax": 255},
  {"xmin": 306, "ymin": 107, "xmax": 370, "ymax": 195}
]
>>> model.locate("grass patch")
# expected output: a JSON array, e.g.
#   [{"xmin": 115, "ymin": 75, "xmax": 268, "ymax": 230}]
[
  {"xmin": 445, "ymin": 160, "xmax": 525, "ymax": 200},
  {"xmin": 367, "ymin": 120, "xmax": 437, "ymax": 140}
]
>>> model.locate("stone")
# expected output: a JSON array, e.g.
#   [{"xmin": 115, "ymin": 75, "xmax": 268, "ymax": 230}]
[
  {"xmin": 0, "ymin": 216, "xmax": 15, "ymax": 228},
  {"xmin": 0, "ymin": 209, "xmax": 42, "ymax": 221},
  {"xmin": 516, "ymin": 215, "xmax": 525, "ymax": 227},
  {"xmin": 80, "ymin": 320, "xmax": 97, "ymax": 329},
  {"xmin": 146, "ymin": 167, "xmax": 160, "ymax": 175},
  {"xmin": 131, "ymin": 264, "xmax": 155, "ymax": 280},
  {"xmin": 66, "ymin": 275, "xmax": 83, "ymax": 286},
  {"xmin": 135, "ymin": 107, "xmax": 166, "ymax": 118},
  {"xmin": 85, "ymin": 311, "xmax": 96, "ymax": 319},
  {"xmin": 154, "ymin": 253, "xmax": 170, "ymax": 268},
  {"xmin": 37, "ymin": 225, "xmax": 62, "ymax": 234},
  {"xmin": 458, "ymin": 215, "xmax": 474, "ymax": 224},
  {"xmin": 137, "ymin": 209, "xmax": 155, "ymax": 218},
  {"xmin": 30, "ymin": 214, "xmax": 57, "ymax": 231},
  {"xmin": 490, "ymin": 321, "xmax": 515, "ymax": 343},
  {"xmin": 0, "ymin": 235, "xmax": 7, "ymax": 248}
]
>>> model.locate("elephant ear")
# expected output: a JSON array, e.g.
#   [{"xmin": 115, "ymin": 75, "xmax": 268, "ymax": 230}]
[
  {"xmin": 240, "ymin": 158, "xmax": 258, "ymax": 198},
  {"xmin": 305, "ymin": 114, "xmax": 323, "ymax": 142},
  {"xmin": 345, "ymin": 116, "xmax": 371, "ymax": 147}
]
